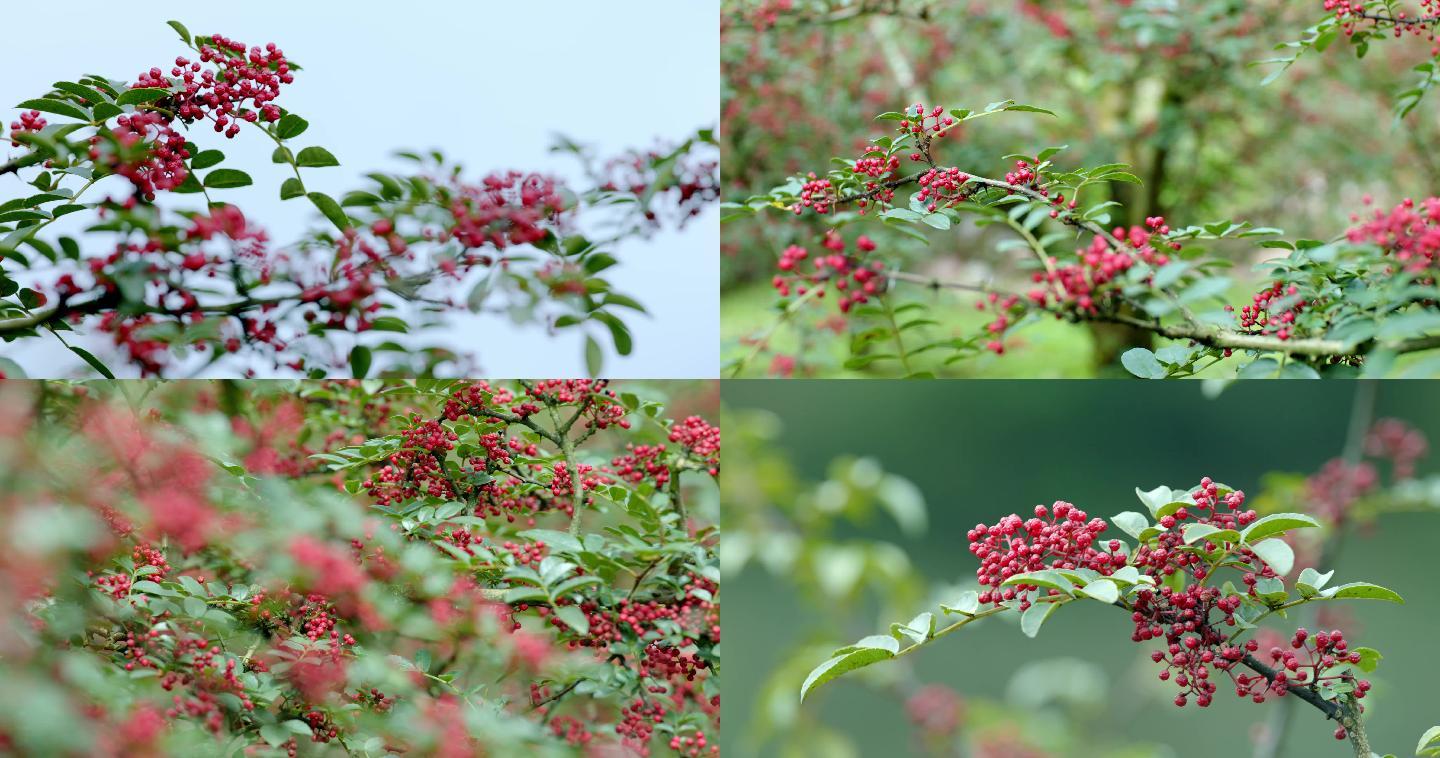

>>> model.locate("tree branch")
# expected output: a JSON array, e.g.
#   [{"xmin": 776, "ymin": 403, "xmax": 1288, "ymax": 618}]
[{"xmin": 883, "ymin": 269, "xmax": 1440, "ymax": 359}]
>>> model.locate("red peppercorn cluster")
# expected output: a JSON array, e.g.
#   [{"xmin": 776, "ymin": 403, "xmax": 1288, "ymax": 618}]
[
  {"xmin": 966, "ymin": 501, "xmax": 1119, "ymax": 609},
  {"xmin": 669, "ymin": 416, "xmax": 721, "ymax": 476},
  {"xmin": 1366, "ymin": 417, "xmax": 1428, "ymax": 479},
  {"xmin": 116, "ymin": 621, "xmax": 255, "ymax": 733},
  {"xmin": 1345, "ymin": 196, "xmax": 1440, "ymax": 272},
  {"xmin": 744, "ymin": 0, "xmax": 795, "ymax": 30},
  {"xmin": 95, "ymin": 571, "xmax": 134, "ymax": 599},
  {"xmin": 905, "ymin": 684, "xmax": 965, "ymax": 741},
  {"xmin": 1325, "ymin": 0, "xmax": 1440, "ymax": 52},
  {"xmin": 916, "ymin": 166, "xmax": 971, "ymax": 212},
  {"xmin": 1134, "ymin": 585, "xmax": 1250, "ymax": 708},
  {"xmin": 89, "ymin": 112, "xmax": 191, "ymax": 201},
  {"xmin": 850, "ymin": 152, "xmax": 901, "ymax": 213},
  {"xmin": 548, "ymin": 460, "xmax": 613, "ymax": 504},
  {"xmin": 525, "ymin": 380, "xmax": 633, "ymax": 431},
  {"xmin": 598, "ymin": 143, "xmax": 720, "ymax": 230},
  {"xmin": 975, "ymin": 291, "xmax": 1024, "ymax": 355},
  {"xmin": 898, "ymin": 103, "xmax": 957, "ymax": 144},
  {"xmin": 548, "ymin": 714, "xmax": 597, "ymax": 748},
  {"xmin": 611, "ymin": 443, "xmax": 672, "ymax": 487},
  {"xmin": 7, "ymin": 109, "xmax": 46, "ymax": 147},
  {"xmin": 503, "ymin": 540, "xmax": 548, "ymax": 567},
  {"xmin": 1305, "ymin": 459, "xmax": 1378, "ymax": 522},
  {"xmin": 133, "ymin": 34, "xmax": 292, "ymax": 137},
  {"xmin": 1025, "ymin": 218, "xmax": 1177, "ymax": 316},
  {"xmin": 445, "ymin": 171, "xmax": 566, "ymax": 252},
  {"xmin": 791, "ymin": 174, "xmax": 839, "ymax": 215},
  {"xmin": 1236, "ymin": 627, "xmax": 1371, "ymax": 718},
  {"xmin": 1232, "ymin": 280, "xmax": 1307, "ymax": 340},
  {"xmin": 771, "ymin": 231, "xmax": 885, "ymax": 313}
]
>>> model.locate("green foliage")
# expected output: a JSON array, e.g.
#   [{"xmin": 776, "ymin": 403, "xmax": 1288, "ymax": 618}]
[{"xmin": 0, "ymin": 379, "xmax": 719, "ymax": 755}]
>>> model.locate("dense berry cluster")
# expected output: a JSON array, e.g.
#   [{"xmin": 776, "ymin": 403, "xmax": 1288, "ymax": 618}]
[
  {"xmin": 966, "ymin": 478, "xmax": 1377, "ymax": 719},
  {"xmin": 1306, "ymin": 459, "xmax": 1378, "ymax": 521},
  {"xmin": 89, "ymin": 112, "xmax": 191, "ymax": 201},
  {"xmin": 966, "ymin": 501, "xmax": 1119, "ymax": 609},
  {"xmin": 916, "ymin": 166, "xmax": 971, "ymax": 212},
  {"xmin": 668, "ymin": 416, "xmax": 721, "ymax": 476},
  {"xmin": 1232, "ymin": 281, "xmax": 1308, "ymax": 340},
  {"xmin": 791, "ymin": 174, "xmax": 838, "ymax": 215},
  {"xmin": 1326, "ymin": 0, "xmax": 1440, "ymax": 48},
  {"xmin": 599, "ymin": 144, "xmax": 720, "ymax": 229},
  {"xmin": 445, "ymin": 171, "xmax": 566, "ymax": 253},
  {"xmin": 905, "ymin": 684, "xmax": 964, "ymax": 741},
  {"xmin": 1236, "ymin": 627, "xmax": 1371, "ymax": 714},
  {"xmin": 133, "ymin": 34, "xmax": 292, "ymax": 136},
  {"xmin": 1024, "ymin": 218, "xmax": 1177, "ymax": 317},
  {"xmin": 7, "ymin": 109, "xmax": 46, "ymax": 147},
  {"xmin": 771, "ymin": 231, "xmax": 885, "ymax": 313},
  {"xmin": 1346, "ymin": 196, "xmax": 1440, "ymax": 273},
  {"xmin": 1366, "ymin": 417, "xmax": 1428, "ymax": 478}
]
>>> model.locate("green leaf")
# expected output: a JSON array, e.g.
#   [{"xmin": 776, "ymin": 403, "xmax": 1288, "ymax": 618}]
[
  {"xmin": 1377, "ymin": 311, "xmax": 1440, "ymax": 342},
  {"xmin": 307, "ymin": 192, "xmax": 350, "ymax": 231},
  {"xmin": 1296, "ymin": 567, "xmax": 1334, "ymax": 597},
  {"xmin": 920, "ymin": 213, "xmax": 951, "ymax": 230},
  {"xmin": 516, "ymin": 529, "xmax": 584, "ymax": 555},
  {"xmin": 279, "ymin": 177, "xmax": 305, "ymax": 200},
  {"xmin": 1324, "ymin": 582, "xmax": 1403, "ymax": 603},
  {"xmin": 1021, "ymin": 602, "xmax": 1060, "ymax": 638},
  {"xmin": 1240, "ymin": 513, "xmax": 1320, "ymax": 543},
  {"xmin": 91, "ymin": 102, "xmax": 122, "ymax": 122},
  {"xmin": 584, "ymin": 335, "xmax": 602, "ymax": 377},
  {"xmin": 1183, "ymin": 523, "xmax": 1239, "ymax": 545},
  {"xmin": 1121, "ymin": 347, "xmax": 1167, "ymax": 379},
  {"xmin": 1253, "ymin": 576, "xmax": 1288, "ymax": 604},
  {"xmin": 1351, "ymin": 646, "xmax": 1382, "ymax": 674},
  {"xmin": 603, "ymin": 293, "xmax": 648, "ymax": 313},
  {"xmin": 1151, "ymin": 261, "xmax": 1189, "ymax": 289},
  {"xmin": 15, "ymin": 98, "xmax": 89, "ymax": 122},
  {"xmin": 594, "ymin": 312, "xmax": 633, "ymax": 356},
  {"xmin": 1135, "ymin": 485, "xmax": 1176, "ymax": 518},
  {"xmin": 1417, "ymin": 725, "xmax": 1440, "ymax": 756},
  {"xmin": 1002, "ymin": 569, "xmax": 1074, "ymax": 594},
  {"xmin": 68, "ymin": 345, "xmax": 115, "ymax": 378},
  {"xmin": 349, "ymin": 345, "xmax": 372, "ymax": 378},
  {"xmin": 189, "ymin": 150, "xmax": 224, "ymax": 170},
  {"xmin": 116, "ymin": 88, "xmax": 171, "ymax": 107},
  {"xmin": 166, "ymin": 20, "xmax": 192, "ymax": 44},
  {"xmin": 554, "ymin": 605, "xmax": 590, "ymax": 636},
  {"xmin": 296, "ymin": 146, "xmax": 340, "ymax": 168},
  {"xmin": 799, "ymin": 636, "xmax": 898, "ymax": 702},
  {"xmin": 260, "ymin": 723, "xmax": 290, "ymax": 747},
  {"xmin": 890, "ymin": 612, "xmax": 934, "ymax": 645},
  {"xmin": 203, "ymin": 169, "xmax": 253, "ymax": 189},
  {"xmin": 1249, "ymin": 539, "xmax": 1294, "ymax": 576},
  {"xmin": 276, "ymin": 113, "xmax": 309, "ymax": 139},
  {"xmin": 1077, "ymin": 578, "xmax": 1119, "ymax": 604},
  {"xmin": 182, "ymin": 596, "xmax": 207, "ymax": 618},
  {"xmin": 1111, "ymin": 511, "xmax": 1149, "ymax": 539},
  {"xmin": 941, "ymin": 590, "xmax": 980, "ymax": 616},
  {"xmin": 1003, "ymin": 103, "xmax": 1057, "ymax": 116}
]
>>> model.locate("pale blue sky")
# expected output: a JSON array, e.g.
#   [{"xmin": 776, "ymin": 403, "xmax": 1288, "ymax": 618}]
[{"xmin": 2, "ymin": 1, "xmax": 718, "ymax": 377}]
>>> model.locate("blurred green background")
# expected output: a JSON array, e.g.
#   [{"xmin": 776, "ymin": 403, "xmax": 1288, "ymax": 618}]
[{"xmin": 721, "ymin": 380, "xmax": 1440, "ymax": 757}]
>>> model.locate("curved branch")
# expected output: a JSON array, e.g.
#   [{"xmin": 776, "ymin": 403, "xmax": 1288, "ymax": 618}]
[
  {"xmin": 0, "ymin": 290, "xmax": 289, "ymax": 336},
  {"xmin": 884, "ymin": 269, "xmax": 1440, "ymax": 359}
]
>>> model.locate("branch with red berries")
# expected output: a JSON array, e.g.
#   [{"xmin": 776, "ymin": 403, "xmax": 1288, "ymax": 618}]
[
  {"xmin": 1, "ymin": 20, "xmax": 717, "ymax": 378},
  {"xmin": 799, "ymin": 479, "xmax": 1401, "ymax": 757},
  {"xmin": 726, "ymin": 101, "xmax": 1440, "ymax": 379}
]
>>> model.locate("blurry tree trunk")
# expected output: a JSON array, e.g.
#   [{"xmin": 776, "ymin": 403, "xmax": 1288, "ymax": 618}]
[{"xmin": 1086, "ymin": 77, "xmax": 1185, "ymax": 374}]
